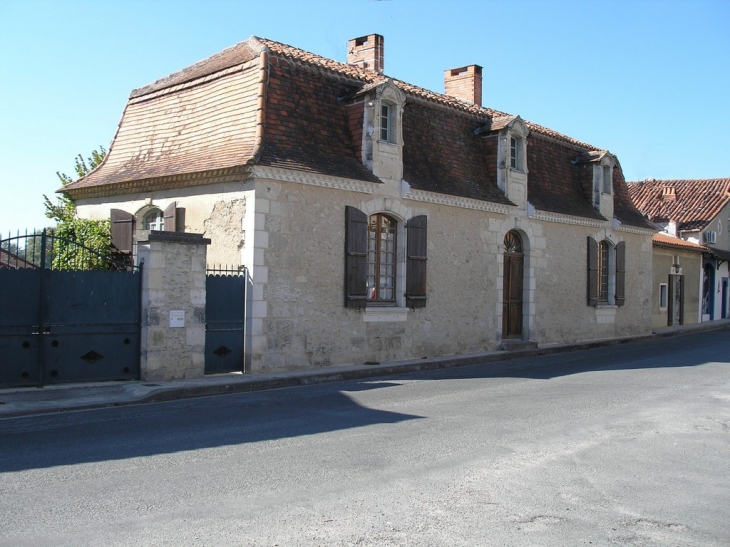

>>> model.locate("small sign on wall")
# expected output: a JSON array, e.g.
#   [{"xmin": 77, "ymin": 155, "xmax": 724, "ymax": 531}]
[{"xmin": 169, "ymin": 310, "xmax": 185, "ymax": 328}]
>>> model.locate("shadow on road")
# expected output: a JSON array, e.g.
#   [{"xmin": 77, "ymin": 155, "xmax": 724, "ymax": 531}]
[
  {"xmin": 1, "ymin": 330, "xmax": 727, "ymax": 473},
  {"xmin": 0, "ymin": 386, "xmax": 422, "ymax": 472}
]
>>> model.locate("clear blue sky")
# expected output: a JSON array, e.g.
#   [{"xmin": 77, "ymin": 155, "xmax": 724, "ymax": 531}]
[{"xmin": 1, "ymin": 0, "xmax": 729, "ymax": 236}]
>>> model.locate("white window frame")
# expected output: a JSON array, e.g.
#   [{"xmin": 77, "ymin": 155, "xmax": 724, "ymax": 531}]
[
  {"xmin": 380, "ymin": 102, "xmax": 395, "ymax": 143},
  {"xmin": 659, "ymin": 283, "xmax": 668, "ymax": 309},
  {"xmin": 142, "ymin": 209, "xmax": 164, "ymax": 231}
]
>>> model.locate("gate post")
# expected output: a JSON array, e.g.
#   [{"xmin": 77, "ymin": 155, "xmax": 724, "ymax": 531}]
[{"xmin": 137, "ymin": 232, "xmax": 211, "ymax": 381}]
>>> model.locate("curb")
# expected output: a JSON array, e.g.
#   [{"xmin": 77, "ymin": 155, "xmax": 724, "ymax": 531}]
[{"xmin": 2, "ymin": 322, "xmax": 729, "ymax": 418}]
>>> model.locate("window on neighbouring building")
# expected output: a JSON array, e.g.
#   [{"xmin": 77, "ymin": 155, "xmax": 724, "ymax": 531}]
[
  {"xmin": 659, "ymin": 283, "xmax": 668, "ymax": 308},
  {"xmin": 367, "ymin": 213, "xmax": 397, "ymax": 302}
]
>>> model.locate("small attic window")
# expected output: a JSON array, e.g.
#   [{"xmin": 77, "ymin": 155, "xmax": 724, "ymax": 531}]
[
  {"xmin": 510, "ymin": 137, "xmax": 524, "ymax": 170},
  {"xmin": 356, "ymin": 37, "xmax": 368, "ymax": 47},
  {"xmin": 602, "ymin": 165, "xmax": 612, "ymax": 194},
  {"xmin": 380, "ymin": 103, "xmax": 396, "ymax": 143}
]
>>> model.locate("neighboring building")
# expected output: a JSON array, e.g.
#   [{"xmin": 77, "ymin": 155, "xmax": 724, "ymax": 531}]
[
  {"xmin": 629, "ymin": 178, "xmax": 730, "ymax": 322},
  {"xmin": 62, "ymin": 34, "xmax": 656, "ymax": 372},
  {"xmin": 650, "ymin": 232, "xmax": 705, "ymax": 328}
]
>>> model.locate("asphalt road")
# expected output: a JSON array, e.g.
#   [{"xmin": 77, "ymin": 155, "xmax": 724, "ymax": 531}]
[{"xmin": 1, "ymin": 332, "xmax": 729, "ymax": 546}]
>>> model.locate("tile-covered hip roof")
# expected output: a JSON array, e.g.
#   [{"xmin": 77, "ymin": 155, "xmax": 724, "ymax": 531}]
[
  {"xmin": 60, "ymin": 34, "xmax": 651, "ymax": 228},
  {"xmin": 627, "ymin": 178, "xmax": 730, "ymax": 232}
]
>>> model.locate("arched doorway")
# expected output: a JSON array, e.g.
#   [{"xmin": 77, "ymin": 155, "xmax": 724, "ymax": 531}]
[{"xmin": 502, "ymin": 231, "xmax": 524, "ymax": 338}]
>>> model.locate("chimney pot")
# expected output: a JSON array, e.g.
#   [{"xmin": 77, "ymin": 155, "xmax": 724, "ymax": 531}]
[{"xmin": 347, "ymin": 34, "xmax": 384, "ymax": 73}]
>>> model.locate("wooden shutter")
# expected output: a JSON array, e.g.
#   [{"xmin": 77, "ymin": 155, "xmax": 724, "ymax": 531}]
[
  {"xmin": 163, "ymin": 202, "xmax": 177, "ymax": 232},
  {"xmin": 587, "ymin": 236, "xmax": 598, "ymax": 306},
  {"xmin": 406, "ymin": 215, "xmax": 428, "ymax": 308},
  {"xmin": 615, "ymin": 241, "xmax": 626, "ymax": 306},
  {"xmin": 110, "ymin": 209, "xmax": 134, "ymax": 253},
  {"xmin": 175, "ymin": 207, "xmax": 186, "ymax": 232},
  {"xmin": 345, "ymin": 206, "xmax": 368, "ymax": 308}
]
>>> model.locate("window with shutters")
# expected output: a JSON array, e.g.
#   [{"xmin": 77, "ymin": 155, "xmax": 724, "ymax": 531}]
[
  {"xmin": 110, "ymin": 202, "xmax": 184, "ymax": 260},
  {"xmin": 587, "ymin": 237, "xmax": 625, "ymax": 307},
  {"xmin": 345, "ymin": 206, "xmax": 427, "ymax": 314}
]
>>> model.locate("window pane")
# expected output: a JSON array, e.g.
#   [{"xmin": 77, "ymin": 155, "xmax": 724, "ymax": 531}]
[
  {"xmin": 366, "ymin": 212, "xmax": 397, "ymax": 301},
  {"xmin": 603, "ymin": 166, "xmax": 611, "ymax": 194},
  {"xmin": 381, "ymin": 105, "xmax": 390, "ymax": 141}
]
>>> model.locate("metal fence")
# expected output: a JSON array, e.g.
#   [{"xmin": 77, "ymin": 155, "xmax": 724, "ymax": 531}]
[{"xmin": 1, "ymin": 229, "xmax": 134, "ymax": 271}]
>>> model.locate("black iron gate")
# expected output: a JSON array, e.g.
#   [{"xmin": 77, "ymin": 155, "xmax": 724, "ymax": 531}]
[
  {"xmin": 0, "ymin": 230, "xmax": 142, "ymax": 388},
  {"xmin": 205, "ymin": 266, "xmax": 246, "ymax": 374}
]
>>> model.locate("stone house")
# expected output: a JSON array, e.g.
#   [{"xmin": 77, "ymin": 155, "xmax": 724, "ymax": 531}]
[
  {"xmin": 62, "ymin": 34, "xmax": 656, "ymax": 372},
  {"xmin": 629, "ymin": 178, "xmax": 730, "ymax": 321}
]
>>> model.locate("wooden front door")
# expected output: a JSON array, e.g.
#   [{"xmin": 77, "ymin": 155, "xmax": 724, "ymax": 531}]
[{"xmin": 502, "ymin": 231, "xmax": 524, "ymax": 338}]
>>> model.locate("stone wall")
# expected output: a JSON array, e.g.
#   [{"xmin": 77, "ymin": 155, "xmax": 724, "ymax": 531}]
[
  {"xmin": 74, "ymin": 180, "xmax": 253, "ymax": 267},
  {"xmin": 246, "ymin": 176, "xmax": 655, "ymax": 372},
  {"xmin": 137, "ymin": 232, "xmax": 210, "ymax": 380}
]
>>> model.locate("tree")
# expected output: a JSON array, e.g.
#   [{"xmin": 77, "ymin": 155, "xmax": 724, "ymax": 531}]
[{"xmin": 43, "ymin": 147, "xmax": 113, "ymax": 270}]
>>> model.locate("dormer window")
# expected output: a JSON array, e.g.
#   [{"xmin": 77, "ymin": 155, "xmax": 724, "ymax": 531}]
[
  {"xmin": 572, "ymin": 151, "xmax": 617, "ymax": 215},
  {"xmin": 380, "ymin": 102, "xmax": 395, "ymax": 143},
  {"xmin": 510, "ymin": 137, "xmax": 519, "ymax": 169},
  {"xmin": 602, "ymin": 165, "xmax": 612, "ymax": 194}
]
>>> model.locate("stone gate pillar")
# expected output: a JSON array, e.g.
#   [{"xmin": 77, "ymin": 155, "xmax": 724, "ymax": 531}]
[{"xmin": 137, "ymin": 232, "xmax": 211, "ymax": 381}]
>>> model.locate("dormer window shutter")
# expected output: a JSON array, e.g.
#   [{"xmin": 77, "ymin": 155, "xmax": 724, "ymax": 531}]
[
  {"xmin": 587, "ymin": 236, "xmax": 598, "ymax": 306},
  {"xmin": 615, "ymin": 241, "xmax": 626, "ymax": 306},
  {"xmin": 345, "ymin": 206, "xmax": 368, "ymax": 308},
  {"xmin": 110, "ymin": 209, "xmax": 134, "ymax": 254},
  {"xmin": 163, "ymin": 202, "xmax": 177, "ymax": 232},
  {"xmin": 406, "ymin": 215, "xmax": 428, "ymax": 308}
]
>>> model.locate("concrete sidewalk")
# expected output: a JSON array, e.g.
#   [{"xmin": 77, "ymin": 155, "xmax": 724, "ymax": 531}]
[{"xmin": 2, "ymin": 319, "xmax": 728, "ymax": 419}]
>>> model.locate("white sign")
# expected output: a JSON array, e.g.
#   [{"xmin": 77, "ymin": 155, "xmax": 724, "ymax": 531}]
[{"xmin": 169, "ymin": 310, "xmax": 185, "ymax": 328}]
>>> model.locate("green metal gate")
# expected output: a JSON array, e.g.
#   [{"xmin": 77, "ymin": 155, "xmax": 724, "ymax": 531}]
[
  {"xmin": 205, "ymin": 267, "xmax": 246, "ymax": 374},
  {"xmin": 0, "ymin": 230, "xmax": 142, "ymax": 388}
]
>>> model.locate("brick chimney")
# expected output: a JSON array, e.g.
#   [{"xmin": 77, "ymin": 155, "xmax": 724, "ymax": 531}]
[
  {"xmin": 444, "ymin": 65, "xmax": 482, "ymax": 106},
  {"xmin": 347, "ymin": 34, "xmax": 384, "ymax": 73},
  {"xmin": 662, "ymin": 184, "xmax": 676, "ymax": 201}
]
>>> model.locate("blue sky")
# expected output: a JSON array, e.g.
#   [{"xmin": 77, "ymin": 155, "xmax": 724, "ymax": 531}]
[{"xmin": 1, "ymin": 0, "xmax": 729, "ymax": 236}]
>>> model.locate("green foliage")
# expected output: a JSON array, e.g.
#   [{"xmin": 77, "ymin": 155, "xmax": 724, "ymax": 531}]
[
  {"xmin": 51, "ymin": 219, "xmax": 111, "ymax": 270},
  {"xmin": 43, "ymin": 146, "xmax": 112, "ymax": 270}
]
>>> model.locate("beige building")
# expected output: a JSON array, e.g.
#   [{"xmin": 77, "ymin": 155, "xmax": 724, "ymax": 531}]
[
  {"xmin": 63, "ymin": 34, "xmax": 656, "ymax": 372},
  {"xmin": 650, "ymin": 233, "xmax": 705, "ymax": 328}
]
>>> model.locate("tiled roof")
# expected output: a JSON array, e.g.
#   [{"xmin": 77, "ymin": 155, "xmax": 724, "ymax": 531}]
[
  {"xmin": 652, "ymin": 232, "xmax": 706, "ymax": 251},
  {"xmin": 62, "ymin": 35, "xmax": 650, "ymax": 228},
  {"xmin": 627, "ymin": 178, "xmax": 730, "ymax": 232}
]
